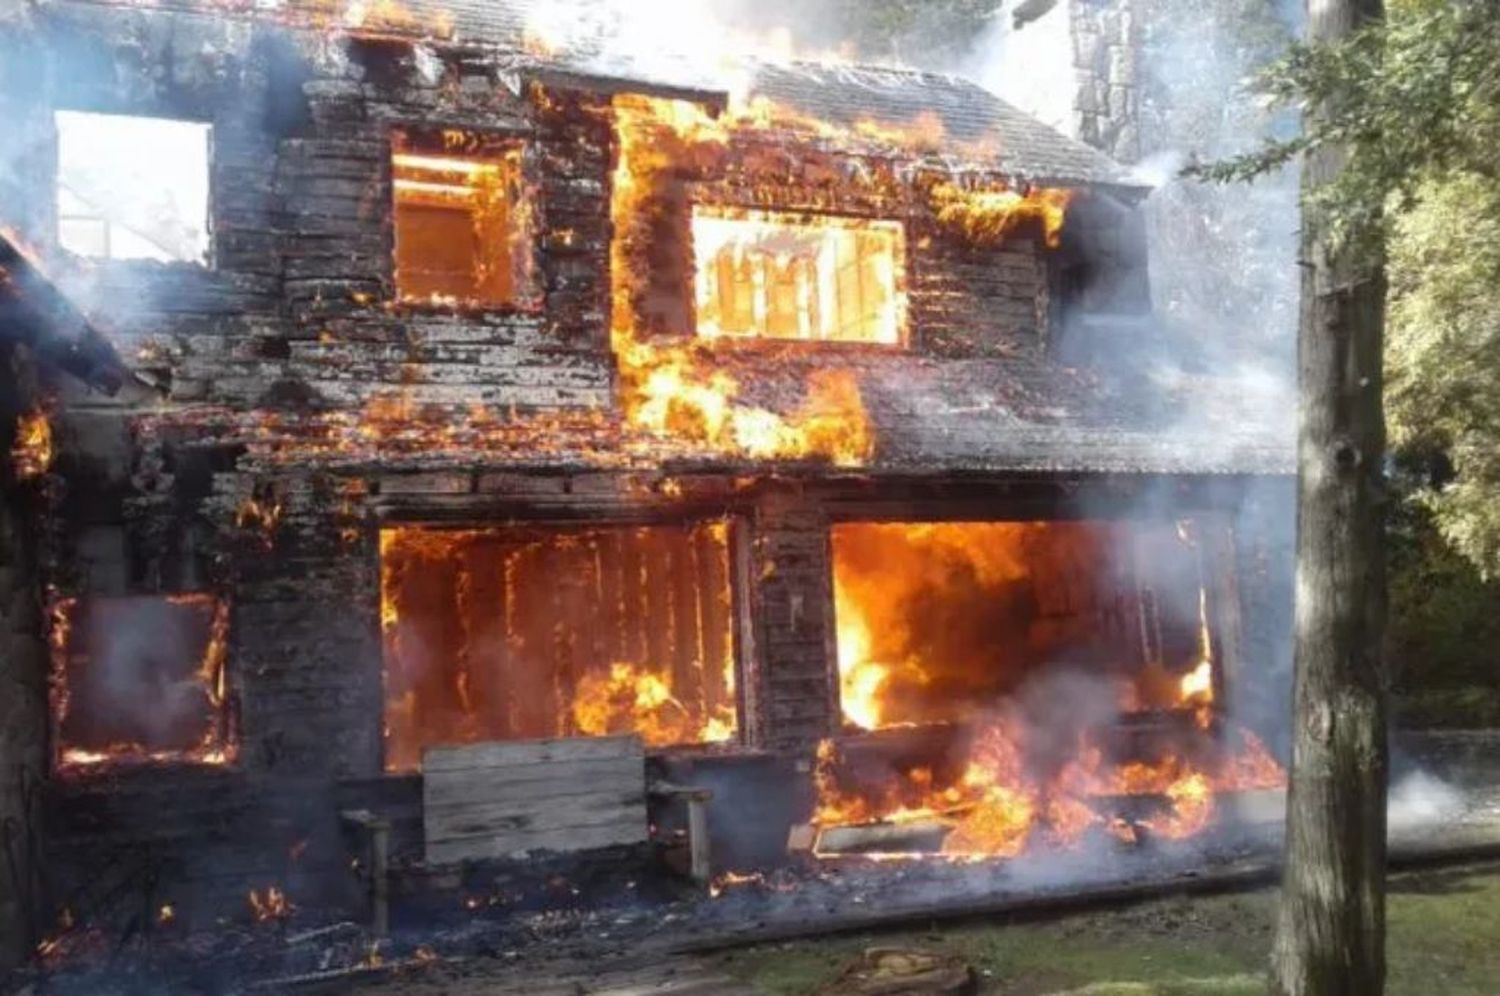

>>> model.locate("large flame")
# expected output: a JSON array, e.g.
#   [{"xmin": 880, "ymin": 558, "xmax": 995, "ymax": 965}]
[
  {"xmin": 608, "ymin": 94, "xmax": 879, "ymax": 467},
  {"xmin": 572, "ymin": 661, "xmax": 736, "ymax": 746},
  {"xmin": 381, "ymin": 524, "xmax": 738, "ymax": 771},
  {"xmin": 812, "ymin": 721, "xmax": 1285, "ymax": 859},
  {"xmin": 927, "ymin": 181, "xmax": 1073, "ymax": 250},
  {"xmin": 814, "ymin": 518, "xmax": 1285, "ymax": 858},
  {"xmin": 832, "ymin": 521, "xmax": 1218, "ymax": 732}
]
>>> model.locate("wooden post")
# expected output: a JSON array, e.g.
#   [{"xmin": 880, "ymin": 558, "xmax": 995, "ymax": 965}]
[
  {"xmin": 341, "ymin": 809, "xmax": 391, "ymax": 937},
  {"xmin": 686, "ymin": 794, "xmax": 711, "ymax": 886},
  {"xmin": 649, "ymin": 781, "xmax": 714, "ymax": 887},
  {"xmin": 369, "ymin": 818, "xmax": 390, "ymax": 938}
]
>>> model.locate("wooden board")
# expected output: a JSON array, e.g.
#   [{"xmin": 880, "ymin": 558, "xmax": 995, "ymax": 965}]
[{"xmin": 423, "ymin": 734, "xmax": 649, "ymax": 865}]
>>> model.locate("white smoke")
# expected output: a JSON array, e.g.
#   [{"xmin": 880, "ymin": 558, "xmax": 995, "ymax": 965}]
[{"xmin": 1388, "ymin": 770, "xmax": 1465, "ymax": 833}]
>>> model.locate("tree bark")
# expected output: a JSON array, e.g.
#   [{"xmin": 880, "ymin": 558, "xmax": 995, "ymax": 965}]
[{"xmin": 1270, "ymin": 1, "xmax": 1389, "ymax": 994}]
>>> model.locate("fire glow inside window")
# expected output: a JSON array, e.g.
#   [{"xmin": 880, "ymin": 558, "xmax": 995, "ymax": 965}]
[
  {"xmin": 380, "ymin": 523, "xmax": 738, "ymax": 772},
  {"xmin": 52, "ymin": 595, "xmax": 233, "ymax": 772},
  {"xmin": 831, "ymin": 521, "xmax": 1215, "ymax": 732},
  {"xmin": 692, "ymin": 207, "xmax": 906, "ymax": 344},
  {"xmin": 54, "ymin": 111, "xmax": 211, "ymax": 263},
  {"xmin": 392, "ymin": 131, "xmax": 533, "ymax": 308}
]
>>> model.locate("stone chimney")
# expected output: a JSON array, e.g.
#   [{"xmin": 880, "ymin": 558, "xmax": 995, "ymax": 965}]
[{"xmin": 986, "ymin": 0, "xmax": 1142, "ymax": 163}]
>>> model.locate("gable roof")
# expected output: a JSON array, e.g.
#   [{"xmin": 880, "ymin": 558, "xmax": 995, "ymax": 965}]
[
  {"xmin": 744, "ymin": 62, "xmax": 1129, "ymax": 186},
  {"xmin": 310, "ymin": 0, "xmax": 1136, "ymax": 188}
]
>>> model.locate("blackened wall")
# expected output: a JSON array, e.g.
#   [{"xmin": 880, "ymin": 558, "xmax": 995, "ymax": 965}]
[
  {"xmin": 0, "ymin": 344, "xmax": 48, "ymax": 972},
  {"xmin": 0, "ymin": 0, "xmax": 1290, "ymax": 936}
]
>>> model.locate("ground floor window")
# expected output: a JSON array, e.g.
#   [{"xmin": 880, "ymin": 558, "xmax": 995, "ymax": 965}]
[
  {"xmin": 830, "ymin": 520, "xmax": 1215, "ymax": 731},
  {"xmin": 380, "ymin": 522, "xmax": 738, "ymax": 772},
  {"xmin": 52, "ymin": 594, "xmax": 233, "ymax": 772}
]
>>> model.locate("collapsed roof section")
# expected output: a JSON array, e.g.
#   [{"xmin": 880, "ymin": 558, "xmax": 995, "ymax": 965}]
[{"xmin": 0, "ymin": 231, "xmax": 137, "ymax": 395}]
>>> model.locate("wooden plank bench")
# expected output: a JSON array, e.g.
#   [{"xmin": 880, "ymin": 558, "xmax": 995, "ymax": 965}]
[
  {"xmin": 343, "ymin": 735, "xmax": 715, "ymax": 932},
  {"xmin": 423, "ymin": 734, "xmax": 652, "ymax": 864}
]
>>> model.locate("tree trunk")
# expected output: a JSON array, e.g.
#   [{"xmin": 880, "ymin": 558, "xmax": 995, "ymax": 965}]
[{"xmin": 1270, "ymin": 1, "xmax": 1389, "ymax": 994}]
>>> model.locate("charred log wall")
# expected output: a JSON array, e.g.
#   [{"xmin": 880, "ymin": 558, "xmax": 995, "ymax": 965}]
[
  {"xmin": 0, "ymin": 345, "xmax": 48, "ymax": 972},
  {"xmin": 746, "ymin": 486, "xmax": 841, "ymax": 749},
  {"xmin": 0, "ymin": 0, "xmax": 1293, "ymax": 934}
]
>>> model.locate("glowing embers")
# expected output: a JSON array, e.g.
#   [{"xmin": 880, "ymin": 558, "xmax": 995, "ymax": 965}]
[
  {"xmin": 692, "ymin": 207, "xmax": 906, "ymax": 345},
  {"xmin": 11, "ymin": 406, "xmax": 53, "ymax": 480},
  {"xmin": 831, "ymin": 521, "xmax": 1217, "ymax": 732},
  {"xmin": 51, "ymin": 595, "xmax": 234, "ymax": 773},
  {"xmin": 392, "ymin": 129, "xmax": 535, "ymax": 309},
  {"xmin": 381, "ymin": 523, "xmax": 738, "ymax": 772}
]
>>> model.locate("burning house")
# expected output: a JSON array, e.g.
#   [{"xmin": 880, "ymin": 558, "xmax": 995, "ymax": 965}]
[{"xmin": 0, "ymin": 0, "xmax": 1295, "ymax": 972}]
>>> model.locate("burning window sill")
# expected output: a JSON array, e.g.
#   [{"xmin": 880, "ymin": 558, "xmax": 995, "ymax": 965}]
[
  {"xmin": 388, "ymin": 294, "xmax": 546, "ymax": 318},
  {"xmin": 668, "ymin": 335, "xmax": 908, "ymax": 356},
  {"xmin": 51, "ymin": 751, "xmax": 241, "ymax": 783}
]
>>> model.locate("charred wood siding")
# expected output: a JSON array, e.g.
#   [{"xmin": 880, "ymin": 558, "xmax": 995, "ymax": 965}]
[
  {"xmin": 44, "ymin": 769, "xmax": 356, "ymax": 928},
  {"xmin": 0, "ymin": 345, "xmax": 48, "ymax": 972},
  {"xmin": 913, "ymin": 231, "xmax": 1049, "ymax": 357},
  {"xmin": 632, "ymin": 130, "xmax": 1056, "ymax": 356},
  {"xmin": 270, "ymin": 59, "xmax": 615, "ymax": 411},
  {"xmin": 747, "ymin": 488, "xmax": 840, "ymax": 749},
  {"xmin": 0, "ymin": 0, "xmax": 1294, "ymax": 936},
  {"xmin": 212, "ymin": 472, "xmax": 383, "ymax": 778}
]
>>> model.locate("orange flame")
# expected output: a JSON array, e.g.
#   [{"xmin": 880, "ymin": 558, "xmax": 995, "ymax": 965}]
[
  {"xmin": 928, "ymin": 182, "xmax": 1074, "ymax": 250},
  {"xmin": 812, "ymin": 715, "xmax": 1286, "ymax": 860},
  {"xmin": 11, "ymin": 407, "xmax": 53, "ymax": 480},
  {"xmin": 609, "ymin": 94, "xmax": 876, "ymax": 467},
  {"xmin": 248, "ymin": 886, "xmax": 292, "ymax": 922},
  {"xmin": 572, "ymin": 661, "xmax": 736, "ymax": 747}
]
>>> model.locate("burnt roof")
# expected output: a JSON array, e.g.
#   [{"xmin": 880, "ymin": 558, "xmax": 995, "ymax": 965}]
[
  {"xmin": 316, "ymin": 0, "xmax": 1136, "ymax": 188},
  {"xmin": 0, "ymin": 234, "xmax": 135, "ymax": 395},
  {"xmin": 744, "ymin": 62, "xmax": 1130, "ymax": 187}
]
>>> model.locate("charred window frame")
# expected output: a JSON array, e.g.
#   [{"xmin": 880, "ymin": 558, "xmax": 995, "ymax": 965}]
[
  {"xmin": 1048, "ymin": 191, "xmax": 1152, "ymax": 356},
  {"xmin": 52, "ymin": 110, "xmax": 214, "ymax": 266},
  {"xmin": 390, "ymin": 127, "xmax": 539, "ymax": 312},
  {"xmin": 378, "ymin": 515, "xmax": 752, "ymax": 772},
  {"xmin": 688, "ymin": 205, "xmax": 910, "ymax": 347},
  {"xmin": 49, "ymin": 594, "xmax": 236, "ymax": 776},
  {"xmin": 825, "ymin": 516, "xmax": 1222, "ymax": 733}
]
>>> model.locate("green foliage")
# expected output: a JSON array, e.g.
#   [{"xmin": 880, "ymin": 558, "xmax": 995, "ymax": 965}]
[
  {"xmin": 1192, "ymin": 0, "xmax": 1500, "ymax": 694},
  {"xmin": 1388, "ymin": 171, "xmax": 1500, "ymax": 576},
  {"xmin": 1191, "ymin": 0, "xmax": 1500, "ymax": 251},
  {"xmin": 1388, "ymin": 500, "xmax": 1500, "ymax": 717}
]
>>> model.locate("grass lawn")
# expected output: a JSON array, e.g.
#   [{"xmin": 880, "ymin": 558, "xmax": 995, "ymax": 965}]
[{"xmin": 713, "ymin": 861, "xmax": 1500, "ymax": 995}]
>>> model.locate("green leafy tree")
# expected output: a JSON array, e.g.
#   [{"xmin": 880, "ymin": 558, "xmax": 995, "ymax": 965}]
[
  {"xmin": 1388, "ymin": 172, "xmax": 1500, "ymax": 574},
  {"xmin": 1196, "ymin": 0, "xmax": 1500, "ymax": 251},
  {"xmin": 1201, "ymin": 0, "xmax": 1500, "ymax": 989}
]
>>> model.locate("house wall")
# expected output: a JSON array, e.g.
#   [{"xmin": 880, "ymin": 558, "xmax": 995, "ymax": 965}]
[
  {"xmin": 0, "ymin": 0, "xmax": 1288, "ymax": 933},
  {"xmin": 0, "ymin": 343, "xmax": 48, "ymax": 972}
]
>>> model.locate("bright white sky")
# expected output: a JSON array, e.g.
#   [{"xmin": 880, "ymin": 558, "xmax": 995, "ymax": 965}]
[{"xmin": 55, "ymin": 110, "xmax": 211, "ymax": 263}]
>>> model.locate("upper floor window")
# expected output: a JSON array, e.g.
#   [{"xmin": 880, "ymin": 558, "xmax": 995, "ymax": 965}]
[
  {"xmin": 392, "ymin": 129, "xmax": 534, "ymax": 309},
  {"xmin": 692, "ymin": 206, "xmax": 906, "ymax": 345},
  {"xmin": 55, "ymin": 111, "xmax": 211, "ymax": 264}
]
